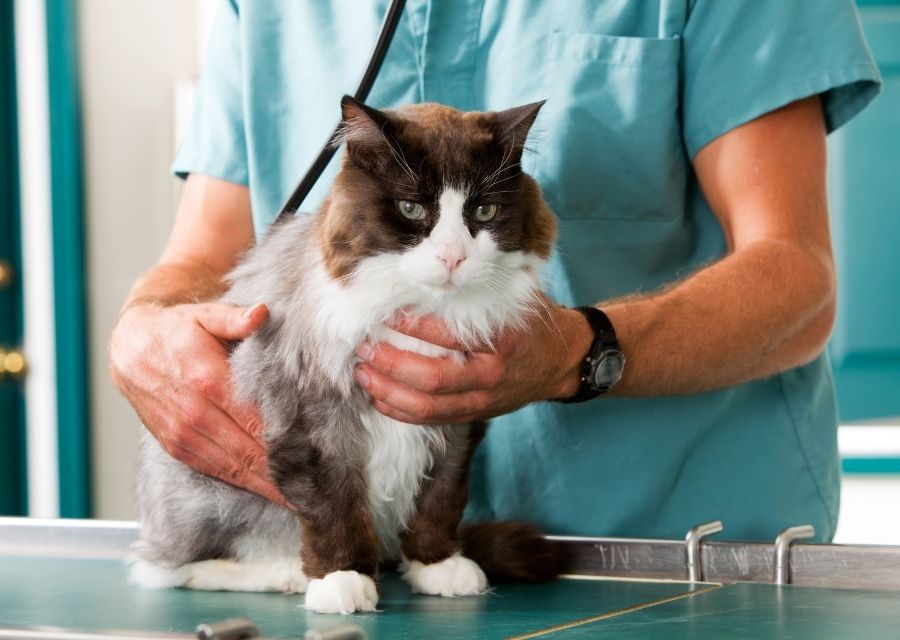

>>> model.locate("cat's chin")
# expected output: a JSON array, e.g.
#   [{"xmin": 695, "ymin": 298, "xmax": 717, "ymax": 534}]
[
  {"xmin": 404, "ymin": 263, "xmax": 491, "ymax": 297},
  {"xmin": 413, "ymin": 268, "xmax": 508, "ymax": 295},
  {"xmin": 420, "ymin": 280, "xmax": 461, "ymax": 296},
  {"xmin": 412, "ymin": 282, "xmax": 495, "ymax": 312},
  {"xmin": 402, "ymin": 275, "xmax": 461, "ymax": 299}
]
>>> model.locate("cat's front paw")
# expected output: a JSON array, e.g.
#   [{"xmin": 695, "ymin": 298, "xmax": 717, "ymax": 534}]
[
  {"xmin": 402, "ymin": 553, "xmax": 488, "ymax": 597},
  {"xmin": 304, "ymin": 571, "xmax": 378, "ymax": 614}
]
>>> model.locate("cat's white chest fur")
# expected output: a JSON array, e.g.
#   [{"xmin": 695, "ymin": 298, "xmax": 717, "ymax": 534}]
[
  {"xmin": 360, "ymin": 326, "xmax": 451, "ymax": 560},
  {"xmin": 305, "ymin": 247, "xmax": 536, "ymax": 559}
]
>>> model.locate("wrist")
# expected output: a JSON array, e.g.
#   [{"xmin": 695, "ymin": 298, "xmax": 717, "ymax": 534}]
[
  {"xmin": 549, "ymin": 307, "xmax": 595, "ymax": 400},
  {"xmin": 551, "ymin": 305, "xmax": 627, "ymax": 403},
  {"xmin": 120, "ymin": 298, "xmax": 164, "ymax": 317},
  {"xmin": 122, "ymin": 262, "xmax": 226, "ymax": 312}
]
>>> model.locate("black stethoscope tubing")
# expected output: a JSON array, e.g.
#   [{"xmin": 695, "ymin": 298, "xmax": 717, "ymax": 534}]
[{"xmin": 275, "ymin": 0, "xmax": 407, "ymax": 223}]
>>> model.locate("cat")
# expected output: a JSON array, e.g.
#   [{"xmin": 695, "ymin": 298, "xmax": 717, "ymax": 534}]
[{"xmin": 130, "ymin": 96, "xmax": 563, "ymax": 614}]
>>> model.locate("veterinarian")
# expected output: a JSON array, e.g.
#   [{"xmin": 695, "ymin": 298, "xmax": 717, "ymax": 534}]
[{"xmin": 110, "ymin": 1, "xmax": 880, "ymax": 541}]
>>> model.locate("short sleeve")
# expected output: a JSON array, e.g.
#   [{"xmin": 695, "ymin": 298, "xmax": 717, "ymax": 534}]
[
  {"xmin": 171, "ymin": 0, "xmax": 248, "ymax": 185},
  {"xmin": 682, "ymin": 0, "xmax": 882, "ymax": 159}
]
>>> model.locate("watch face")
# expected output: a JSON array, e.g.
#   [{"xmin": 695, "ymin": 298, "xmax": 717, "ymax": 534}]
[{"xmin": 592, "ymin": 350, "xmax": 626, "ymax": 388}]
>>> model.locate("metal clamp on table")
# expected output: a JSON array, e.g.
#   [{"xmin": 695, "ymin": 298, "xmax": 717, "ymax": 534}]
[
  {"xmin": 547, "ymin": 520, "xmax": 900, "ymax": 591},
  {"xmin": 304, "ymin": 625, "xmax": 367, "ymax": 640},
  {"xmin": 684, "ymin": 520, "xmax": 723, "ymax": 582},
  {"xmin": 195, "ymin": 620, "xmax": 259, "ymax": 640},
  {"xmin": 774, "ymin": 524, "xmax": 816, "ymax": 586}
]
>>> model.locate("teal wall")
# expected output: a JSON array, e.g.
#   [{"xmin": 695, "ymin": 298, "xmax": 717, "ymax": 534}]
[{"xmin": 828, "ymin": 4, "xmax": 900, "ymax": 422}]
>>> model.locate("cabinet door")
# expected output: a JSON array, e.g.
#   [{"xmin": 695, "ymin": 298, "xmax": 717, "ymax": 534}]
[
  {"xmin": 828, "ymin": 5, "xmax": 900, "ymax": 421},
  {"xmin": 0, "ymin": 0, "xmax": 26, "ymax": 516}
]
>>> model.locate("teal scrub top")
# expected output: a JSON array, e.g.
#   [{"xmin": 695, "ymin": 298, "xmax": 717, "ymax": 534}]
[{"xmin": 173, "ymin": 0, "xmax": 881, "ymax": 542}]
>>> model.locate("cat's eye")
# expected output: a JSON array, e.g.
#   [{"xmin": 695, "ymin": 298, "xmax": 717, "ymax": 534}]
[
  {"xmin": 397, "ymin": 200, "xmax": 426, "ymax": 220},
  {"xmin": 473, "ymin": 203, "xmax": 498, "ymax": 222}
]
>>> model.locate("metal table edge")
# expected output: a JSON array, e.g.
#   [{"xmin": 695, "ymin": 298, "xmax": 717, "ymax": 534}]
[{"xmin": 2, "ymin": 518, "xmax": 900, "ymax": 591}]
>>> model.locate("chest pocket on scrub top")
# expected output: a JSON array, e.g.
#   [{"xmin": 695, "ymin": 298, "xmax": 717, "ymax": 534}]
[{"xmin": 530, "ymin": 33, "xmax": 685, "ymax": 221}]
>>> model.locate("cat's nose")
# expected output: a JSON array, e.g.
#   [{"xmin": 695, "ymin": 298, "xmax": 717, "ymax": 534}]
[{"xmin": 437, "ymin": 252, "xmax": 466, "ymax": 273}]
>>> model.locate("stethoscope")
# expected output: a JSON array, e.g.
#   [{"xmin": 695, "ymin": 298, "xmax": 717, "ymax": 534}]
[{"xmin": 275, "ymin": 0, "xmax": 407, "ymax": 224}]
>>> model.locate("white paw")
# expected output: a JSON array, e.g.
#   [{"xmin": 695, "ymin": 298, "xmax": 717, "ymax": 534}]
[
  {"xmin": 401, "ymin": 553, "xmax": 488, "ymax": 597},
  {"xmin": 186, "ymin": 559, "xmax": 308, "ymax": 593},
  {"xmin": 128, "ymin": 559, "xmax": 188, "ymax": 589},
  {"xmin": 132, "ymin": 558, "xmax": 308, "ymax": 593},
  {"xmin": 304, "ymin": 571, "xmax": 378, "ymax": 614}
]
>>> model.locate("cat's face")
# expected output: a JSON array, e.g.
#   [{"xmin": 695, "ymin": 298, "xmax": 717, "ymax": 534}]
[{"xmin": 319, "ymin": 97, "xmax": 556, "ymax": 308}]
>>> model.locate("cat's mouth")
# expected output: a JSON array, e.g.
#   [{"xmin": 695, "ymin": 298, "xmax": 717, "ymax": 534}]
[
  {"xmin": 414, "ymin": 268, "xmax": 466, "ymax": 294},
  {"xmin": 438, "ymin": 278, "xmax": 459, "ymax": 291},
  {"xmin": 412, "ymin": 275, "xmax": 466, "ymax": 298},
  {"xmin": 439, "ymin": 269, "xmax": 478, "ymax": 293},
  {"xmin": 421, "ymin": 279, "xmax": 459, "ymax": 295}
]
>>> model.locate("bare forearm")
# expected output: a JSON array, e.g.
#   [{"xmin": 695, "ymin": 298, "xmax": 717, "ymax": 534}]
[
  {"xmin": 123, "ymin": 261, "xmax": 228, "ymax": 311},
  {"xmin": 602, "ymin": 239, "xmax": 835, "ymax": 396},
  {"xmin": 121, "ymin": 175, "xmax": 254, "ymax": 312}
]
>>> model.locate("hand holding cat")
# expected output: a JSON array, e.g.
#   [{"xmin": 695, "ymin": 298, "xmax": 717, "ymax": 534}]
[
  {"xmin": 354, "ymin": 298, "xmax": 593, "ymax": 424},
  {"xmin": 109, "ymin": 301, "xmax": 292, "ymax": 508}
]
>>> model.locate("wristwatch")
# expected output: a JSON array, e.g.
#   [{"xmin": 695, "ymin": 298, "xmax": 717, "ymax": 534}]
[{"xmin": 555, "ymin": 306, "xmax": 626, "ymax": 403}]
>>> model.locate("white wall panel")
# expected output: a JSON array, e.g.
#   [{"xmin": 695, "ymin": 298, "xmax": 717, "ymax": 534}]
[{"xmin": 79, "ymin": 0, "xmax": 212, "ymax": 518}]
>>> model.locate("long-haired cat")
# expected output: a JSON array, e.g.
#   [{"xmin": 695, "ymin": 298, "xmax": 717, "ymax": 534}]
[{"xmin": 131, "ymin": 96, "xmax": 562, "ymax": 614}]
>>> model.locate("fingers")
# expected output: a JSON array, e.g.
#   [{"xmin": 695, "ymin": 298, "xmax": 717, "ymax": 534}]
[
  {"xmin": 187, "ymin": 357, "xmax": 267, "ymax": 443},
  {"xmin": 387, "ymin": 312, "xmax": 475, "ymax": 351},
  {"xmin": 188, "ymin": 303, "xmax": 269, "ymax": 442},
  {"xmin": 355, "ymin": 362, "xmax": 490, "ymax": 424},
  {"xmin": 369, "ymin": 398, "xmax": 434, "ymax": 426},
  {"xmin": 169, "ymin": 441, "xmax": 291, "ymax": 509},
  {"xmin": 195, "ymin": 302, "xmax": 269, "ymax": 341},
  {"xmin": 161, "ymin": 403, "xmax": 294, "ymax": 510},
  {"xmin": 357, "ymin": 340, "xmax": 503, "ymax": 394}
]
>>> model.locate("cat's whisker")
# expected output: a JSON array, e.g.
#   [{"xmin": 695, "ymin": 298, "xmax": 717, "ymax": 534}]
[
  {"xmin": 526, "ymin": 290, "xmax": 567, "ymax": 348},
  {"xmin": 478, "ymin": 160, "xmax": 508, "ymax": 190},
  {"xmin": 333, "ymin": 262, "xmax": 403, "ymax": 286},
  {"xmin": 486, "ymin": 262, "xmax": 519, "ymax": 277},
  {"xmin": 385, "ymin": 136, "xmax": 418, "ymax": 185},
  {"xmin": 381, "ymin": 175, "xmax": 418, "ymax": 193},
  {"xmin": 396, "ymin": 147, "xmax": 419, "ymax": 183},
  {"xmin": 479, "ymin": 134, "xmax": 520, "ymax": 190},
  {"xmin": 478, "ymin": 265, "xmax": 564, "ymax": 344},
  {"xmin": 380, "ymin": 129, "xmax": 419, "ymax": 185},
  {"xmin": 483, "ymin": 170, "xmax": 523, "ymax": 191},
  {"xmin": 486, "ymin": 135, "xmax": 516, "ymax": 181},
  {"xmin": 481, "ymin": 189, "xmax": 522, "ymax": 196},
  {"xmin": 346, "ymin": 262, "xmax": 404, "ymax": 283},
  {"xmin": 479, "ymin": 156, "xmax": 516, "ymax": 190}
]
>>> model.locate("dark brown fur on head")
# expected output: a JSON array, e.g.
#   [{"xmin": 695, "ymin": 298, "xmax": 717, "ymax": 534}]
[{"xmin": 317, "ymin": 96, "xmax": 557, "ymax": 280}]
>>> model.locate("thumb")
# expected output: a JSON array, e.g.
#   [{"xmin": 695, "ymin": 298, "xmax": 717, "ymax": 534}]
[{"xmin": 195, "ymin": 302, "xmax": 269, "ymax": 341}]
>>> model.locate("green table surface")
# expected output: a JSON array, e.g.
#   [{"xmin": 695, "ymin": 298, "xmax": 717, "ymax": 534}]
[
  {"xmin": 4, "ymin": 555, "xmax": 900, "ymax": 639},
  {"xmin": 546, "ymin": 582, "xmax": 900, "ymax": 639},
  {"xmin": 0, "ymin": 556, "xmax": 706, "ymax": 639}
]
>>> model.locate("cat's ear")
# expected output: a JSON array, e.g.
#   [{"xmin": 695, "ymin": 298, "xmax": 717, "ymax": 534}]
[
  {"xmin": 334, "ymin": 95, "xmax": 393, "ymax": 150},
  {"xmin": 493, "ymin": 100, "xmax": 546, "ymax": 158}
]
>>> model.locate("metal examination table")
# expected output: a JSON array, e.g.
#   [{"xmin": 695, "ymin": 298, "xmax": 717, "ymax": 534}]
[{"xmin": 2, "ymin": 518, "xmax": 900, "ymax": 639}]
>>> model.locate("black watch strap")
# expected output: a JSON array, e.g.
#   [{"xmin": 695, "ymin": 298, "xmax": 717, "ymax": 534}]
[{"xmin": 554, "ymin": 306, "xmax": 621, "ymax": 404}]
